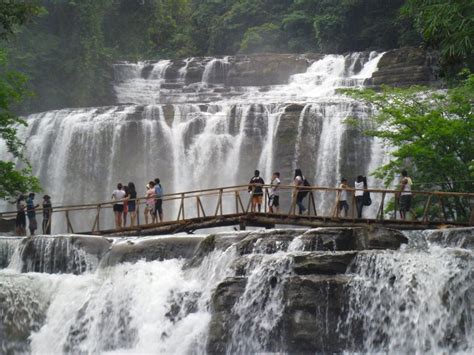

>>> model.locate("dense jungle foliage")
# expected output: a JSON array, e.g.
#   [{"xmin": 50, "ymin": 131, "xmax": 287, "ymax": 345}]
[{"xmin": 2, "ymin": 0, "xmax": 473, "ymax": 113}]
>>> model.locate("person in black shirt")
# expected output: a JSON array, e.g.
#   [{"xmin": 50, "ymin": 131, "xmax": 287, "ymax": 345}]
[
  {"xmin": 248, "ymin": 170, "xmax": 265, "ymax": 212},
  {"xmin": 42, "ymin": 195, "xmax": 52, "ymax": 234}
]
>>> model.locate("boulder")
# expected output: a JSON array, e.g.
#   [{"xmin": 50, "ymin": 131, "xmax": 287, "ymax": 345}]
[
  {"xmin": 292, "ymin": 251, "xmax": 357, "ymax": 275},
  {"xmin": 424, "ymin": 227, "xmax": 474, "ymax": 249},
  {"xmin": 102, "ymin": 236, "xmax": 204, "ymax": 267},
  {"xmin": 20, "ymin": 235, "xmax": 111, "ymax": 274}
]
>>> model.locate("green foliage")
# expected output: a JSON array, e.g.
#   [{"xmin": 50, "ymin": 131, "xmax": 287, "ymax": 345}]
[
  {"xmin": 240, "ymin": 23, "xmax": 284, "ymax": 54},
  {"xmin": 0, "ymin": 3, "xmax": 42, "ymax": 199},
  {"xmin": 0, "ymin": 1, "xmax": 43, "ymax": 40},
  {"xmin": 340, "ymin": 75, "xmax": 474, "ymax": 195},
  {"xmin": 402, "ymin": 0, "xmax": 474, "ymax": 72}
]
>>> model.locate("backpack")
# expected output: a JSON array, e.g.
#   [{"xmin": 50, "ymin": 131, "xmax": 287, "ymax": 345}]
[
  {"xmin": 363, "ymin": 190, "xmax": 372, "ymax": 206},
  {"xmin": 300, "ymin": 178, "xmax": 311, "ymax": 198},
  {"xmin": 155, "ymin": 184, "xmax": 163, "ymax": 198}
]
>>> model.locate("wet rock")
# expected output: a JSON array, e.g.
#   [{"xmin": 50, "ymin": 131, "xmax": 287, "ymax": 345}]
[
  {"xmin": 185, "ymin": 232, "xmax": 250, "ymax": 268},
  {"xmin": 281, "ymin": 274, "xmax": 358, "ymax": 353},
  {"xmin": 207, "ymin": 277, "xmax": 247, "ymax": 354},
  {"xmin": 424, "ymin": 227, "xmax": 474, "ymax": 249},
  {"xmin": 0, "ymin": 217, "xmax": 15, "ymax": 233},
  {"xmin": 352, "ymin": 226, "xmax": 408, "ymax": 250},
  {"xmin": 103, "ymin": 236, "xmax": 204, "ymax": 267},
  {"xmin": 292, "ymin": 252, "xmax": 357, "ymax": 275},
  {"xmin": 369, "ymin": 47, "xmax": 439, "ymax": 87},
  {"xmin": 235, "ymin": 229, "xmax": 300, "ymax": 255},
  {"xmin": 20, "ymin": 235, "xmax": 111, "ymax": 274}
]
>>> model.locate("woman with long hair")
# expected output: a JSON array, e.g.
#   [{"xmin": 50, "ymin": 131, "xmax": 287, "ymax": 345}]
[
  {"xmin": 122, "ymin": 185, "xmax": 130, "ymax": 227},
  {"xmin": 127, "ymin": 182, "xmax": 137, "ymax": 227}
]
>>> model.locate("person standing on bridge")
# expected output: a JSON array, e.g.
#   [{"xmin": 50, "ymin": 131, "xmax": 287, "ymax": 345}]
[
  {"xmin": 293, "ymin": 169, "xmax": 308, "ymax": 215},
  {"xmin": 337, "ymin": 178, "xmax": 349, "ymax": 217},
  {"xmin": 269, "ymin": 172, "xmax": 281, "ymax": 213},
  {"xmin": 144, "ymin": 181, "xmax": 156, "ymax": 224},
  {"xmin": 112, "ymin": 183, "xmax": 126, "ymax": 229},
  {"xmin": 355, "ymin": 176, "xmax": 366, "ymax": 218},
  {"xmin": 248, "ymin": 170, "xmax": 265, "ymax": 212},
  {"xmin": 154, "ymin": 178, "xmax": 164, "ymax": 222},
  {"xmin": 127, "ymin": 182, "xmax": 137, "ymax": 227},
  {"xmin": 122, "ymin": 185, "xmax": 130, "ymax": 227},
  {"xmin": 42, "ymin": 195, "xmax": 52, "ymax": 235},
  {"xmin": 26, "ymin": 193, "xmax": 39, "ymax": 236},
  {"xmin": 15, "ymin": 194, "xmax": 27, "ymax": 236},
  {"xmin": 399, "ymin": 170, "xmax": 413, "ymax": 220}
]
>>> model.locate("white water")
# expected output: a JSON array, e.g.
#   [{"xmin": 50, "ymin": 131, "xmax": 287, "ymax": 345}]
[
  {"xmin": 1, "ymin": 51, "xmax": 384, "ymax": 230},
  {"xmin": 0, "ymin": 228, "xmax": 472, "ymax": 353}
]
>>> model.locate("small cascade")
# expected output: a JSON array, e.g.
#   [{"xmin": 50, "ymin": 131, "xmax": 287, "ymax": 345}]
[
  {"xmin": 0, "ymin": 237, "xmax": 22, "ymax": 268},
  {"xmin": 227, "ymin": 255, "xmax": 292, "ymax": 354},
  {"xmin": 202, "ymin": 57, "xmax": 230, "ymax": 85},
  {"xmin": 342, "ymin": 239, "xmax": 473, "ymax": 353},
  {"xmin": 19, "ymin": 236, "xmax": 108, "ymax": 274}
]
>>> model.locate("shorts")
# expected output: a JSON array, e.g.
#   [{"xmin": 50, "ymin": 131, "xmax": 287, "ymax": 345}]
[
  {"xmin": 155, "ymin": 199, "xmax": 163, "ymax": 214},
  {"xmin": 400, "ymin": 195, "xmax": 412, "ymax": 212},
  {"xmin": 252, "ymin": 195, "xmax": 263, "ymax": 205},
  {"xmin": 113, "ymin": 204, "xmax": 124, "ymax": 213},
  {"xmin": 269, "ymin": 195, "xmax": 279, "ymax": 207},
  {"xmin": 128, "ymin": 201, "xmax": 136, "ymax": 212},
  {"xmin": 338, "ymin": 200, "xmax": 349, "ymax": 211},
  {"xmin": 16, "ymin": 212, "xmax": 26, "ymax": 227},
  {"xmin": 28, "ymin": 217, "xmax": 37, "ymax": 231}
]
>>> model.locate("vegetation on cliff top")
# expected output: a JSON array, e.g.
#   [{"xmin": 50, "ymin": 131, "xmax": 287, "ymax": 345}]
[{"xmin": 2, "ymin": 0, "xmax": 473, "ymax": 113}]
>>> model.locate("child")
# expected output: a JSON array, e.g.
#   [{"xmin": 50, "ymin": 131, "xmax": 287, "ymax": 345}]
[{"xmin": 338, "ymin": 178, "xmax": 349, "ymax": 217}]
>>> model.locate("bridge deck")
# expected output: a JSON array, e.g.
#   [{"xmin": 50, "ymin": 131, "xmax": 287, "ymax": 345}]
[{"xmin": 1, "ymin": 184, "xmax": 473, "ymax": 236}]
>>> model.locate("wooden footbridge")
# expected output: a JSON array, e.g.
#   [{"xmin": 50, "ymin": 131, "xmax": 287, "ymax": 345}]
[{"xmin": 1, "ymin": 185, "xmax": 473, "ymax": 236}]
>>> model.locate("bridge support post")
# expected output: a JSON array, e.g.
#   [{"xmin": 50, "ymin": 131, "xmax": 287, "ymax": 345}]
[{"xmin": 239, "ymin": 218, "xmax": 246, "ymax": 231}]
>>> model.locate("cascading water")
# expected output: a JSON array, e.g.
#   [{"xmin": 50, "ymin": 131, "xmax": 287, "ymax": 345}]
[
  {"xmin": 0, "ymin": 51, "xmax": 386, "ymax": 231},
  {"xmin": 0, "ymin": 227, "xmax": 471, "ymax": 354},
  {"xmin": 342, "ymin": 231, "xmax": 473, "ymax": 353}
]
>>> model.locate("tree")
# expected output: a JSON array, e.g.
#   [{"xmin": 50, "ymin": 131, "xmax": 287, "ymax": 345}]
[
  {"xmin": 341, "ymin": 74, "xmax": 474, "ymax": 220},
  {"xmin": 0, "ymin": 2, "xmax": 42, "ymax": 199},
  {"xmin": 401, "ymin": 0, "xmax": 474, "ymax": 74}
]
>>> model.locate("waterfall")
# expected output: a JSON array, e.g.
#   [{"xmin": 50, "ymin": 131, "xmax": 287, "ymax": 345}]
[
  {"xmin": 340, "ymin": 230, "xmax": 473, "ymax": 353},
  {"xmin": 1, "ymin": 51, "xmax": 385, "ymax": 230}
]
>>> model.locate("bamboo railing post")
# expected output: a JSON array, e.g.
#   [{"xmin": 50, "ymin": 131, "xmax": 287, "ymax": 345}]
[
  {"xmin": 351, "ymin": 190, "xmax": 356, "ymax": 220},
  {"xmin": 220, "ymin": 189, "xmax": 223, "ymax": 215},
  {"xmin": 377, "ymin": 192, "xmax": 386, "ymax": 220},
  {"xmin": 137, "ymin": 198, "xmax": 141, "ymax": 226},
  {"xmin": 439, "ymin": 195, "xmax": 447, "ymax": 222},
  {"xmin": 332, "ymin": 190, "xmax": 341, "ymax": 218},
  {"xmin": 264, "ymin": 188, "xmax": 268, "ymax": 213},
  {"xmin": 196, "ymin": 196, "xmax": 201, "ymax": 218},
  {"xmin": 310, "ymin": 191, "xmax": 317, "ymax": 216},
  {"xmin": 180, "ymin": 193, "xmax": 185, "ymax": 220},
  {"xmin": 65, "ymin": 210, "xmax": 74, "ymax": 233},
  {"xmin": 237, "ymin": 192, "xmax": 245, "ymax": 213},
  {"xmin": 422, "ymin": 194, "xmax": 432, "ymax": 222},
  {"xmin": 198, "ymin": 196, "xmax": 206, "ymax": 217},
  {"xmin": 235, "ymin": 191, "xmax": 239, "ymax": 213}
]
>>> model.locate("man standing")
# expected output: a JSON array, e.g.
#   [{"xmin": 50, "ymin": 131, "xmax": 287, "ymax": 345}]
[
  {"xmin": 248, "ymin": 170, "xmax": 265, "ymax": 212},
  {"xmin": 112, "ymin": 183, "xmax": 126, "ymax": 229},
  {"xmin": 26, "ymin": 193, "xmax": 39, "ymax": 236},
  {"xmin": 399, "ymin": 170, "xmax": 413, "ymax": 220},
  {"xmin": 154, "ymin": 178, "xmax": 164, "ymax": 222},
  {"xmin": 269, "ymin": 172, "xmax": 281, "ymax": 213}
]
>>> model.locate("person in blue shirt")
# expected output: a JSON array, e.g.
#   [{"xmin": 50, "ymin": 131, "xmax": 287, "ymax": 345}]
[
  {"xmin": 26, "ymin": 193, "xmax": 39, "ymax": 235},
  {"xmin": 154, "ymin": 178, "xmax": 164, "ymax": 222}
]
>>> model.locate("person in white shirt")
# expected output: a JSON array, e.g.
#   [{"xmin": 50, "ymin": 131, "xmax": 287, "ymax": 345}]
[
  {"xmin": 399, "ymin": 169, "xmax": 413, "ymax": 220},
  {"xmin": 269, "ymin": 172, "xmax": 281, "ymax": 213},
  {"xmin": 293, "ymin": 168, "xmax": 307, "ymax": 214},
  {"xmin": 354, "ymin": 175, "xmax": 366, "ymax": 218},
  {"xmin": 337, "ymin": 178, "xmax": 349, "ymax": 217},
  {"xmin": 112, "ymin": 183, "xmax": 126, "ymax": 229}
]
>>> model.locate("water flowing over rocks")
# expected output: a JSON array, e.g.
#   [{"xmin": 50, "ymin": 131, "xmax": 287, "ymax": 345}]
[
  {"xmin": 0, "ymin": 47, "xmax": 439, "ymax": 233},
  {"xmin": 0, "ymin": 227, "xmax": 472, "ymax": 353}
]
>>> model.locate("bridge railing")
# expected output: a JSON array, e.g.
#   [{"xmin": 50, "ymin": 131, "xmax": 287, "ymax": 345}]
[{"xmin": 0, "ymin": 184, "xmax": 472, "ymax": 234}]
